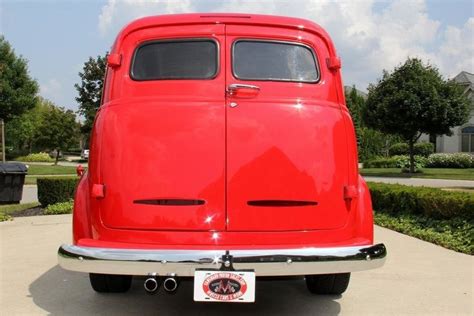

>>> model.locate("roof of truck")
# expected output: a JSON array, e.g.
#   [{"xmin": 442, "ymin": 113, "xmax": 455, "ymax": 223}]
[{"xmin": 114, "ymin": 13, "xmax": 336, "ymax": 55}]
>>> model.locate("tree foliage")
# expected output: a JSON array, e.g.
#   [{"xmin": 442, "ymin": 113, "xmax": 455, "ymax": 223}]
[
  {"xmin": 35, "ymin": 103, "xmax": 80, "ymax": 164},
  {"xmin": 74, "ymin": 55, "xmax": 106, "ymax": 141},
  {"xmin": 6, "ymin": 97, "xmax": 51, "ymax": 153},
  {"xmin": 345, "ymin": 86, "xmax": 365, "ymax": 130},
  {"xmin": 363, "ymin": 58, "xmax": 470, "ymax": 172},
  {"xmin": 0, "ymin": 36, "xmax": 39, "ymax": 122},
  {"xmin": 345, "ymin": 86, "xmax": 401, "ymax": 162}
]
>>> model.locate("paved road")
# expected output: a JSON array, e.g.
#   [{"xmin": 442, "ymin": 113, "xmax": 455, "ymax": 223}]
[
  {"xmin": 0, "ymin": 215, "xmax": 472, "ymax": 315},
  {"xmin": 364, "ymin": 176, "xmax": 474, "ymax": 188}
]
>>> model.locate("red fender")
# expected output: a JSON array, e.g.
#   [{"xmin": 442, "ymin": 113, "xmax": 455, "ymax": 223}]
[{"xmin": 73, "ymin": 173, "xmax": 92, "ymax": 244}]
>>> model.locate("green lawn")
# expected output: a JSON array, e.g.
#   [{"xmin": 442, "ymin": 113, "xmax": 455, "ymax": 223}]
[
  {"xmin": 26, "ymin": 164, "xmax": 77, "ymax": 175},
  {"xmin": 24, "ymin": 175, "xmax": 77, "ymax": 185},
  {"xmin": 0, "ymin": 202, "xmax": 40, "ymax": 221},
  {"xmin": 361, "ymin": 168, "xmax": 474, "ymax": 180},
  {"xmin": 22, "ymin": 165, "xmax": 80, "ymax": 185}
]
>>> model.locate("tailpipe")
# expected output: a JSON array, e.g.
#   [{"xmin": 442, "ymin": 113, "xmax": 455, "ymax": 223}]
[
  {"xmin": 144, "ymin": 275, "xmax": 160, "ymax": 294},
  {"xmin": 163, "ymin": 274, "xmax": 179, "ymax": 293}
]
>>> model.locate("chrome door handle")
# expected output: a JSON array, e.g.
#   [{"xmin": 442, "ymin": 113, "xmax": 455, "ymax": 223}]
[{"xmin": 227, "ymin": 84, "xmax": 260, "ymax": 95}]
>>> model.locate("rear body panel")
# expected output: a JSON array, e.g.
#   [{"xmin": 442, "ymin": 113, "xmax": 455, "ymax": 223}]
[
  {"xmin": 98, "ymin": 24, "xmax": 227, "ymax": 231},
  {"xmin": 80, "ymin": 14, "xmax": 366, "ymax": 249},
  {"xmin": 225, "ymin": 25, "xmax": 349, "ymax": 231}
]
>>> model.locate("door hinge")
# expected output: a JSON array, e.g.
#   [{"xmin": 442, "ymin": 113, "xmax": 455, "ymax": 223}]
[
  {"xmin": 107, "ymin": 53, "xmax": 121, "ymax": 68},
  {"xmin": 327, "ymin": 56, "xmax": 341, "ymax": 71},
  {"xmin": 91, "ymin": 184, "xmax": 105, "ymax": 199},
  {"xmin": 344, "ymin": 185, "xmax": 358, "ymax": 200}
]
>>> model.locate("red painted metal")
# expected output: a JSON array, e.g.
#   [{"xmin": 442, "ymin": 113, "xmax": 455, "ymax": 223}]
[{"xmin": 72, "ymin": 13, "xmax": 373, "ymax": 250}]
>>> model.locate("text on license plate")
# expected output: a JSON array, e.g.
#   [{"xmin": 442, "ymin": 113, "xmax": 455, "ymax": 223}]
[{"xmin": 193, "ymin": 270, "xmax": 256, "ymax": 303}]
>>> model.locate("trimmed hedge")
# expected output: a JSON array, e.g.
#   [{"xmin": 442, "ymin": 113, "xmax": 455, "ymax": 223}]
[
  {"xmin": 426, "ymin": 153, "xmax": 474, "ymax": 168},
  {"xmin": 388, "ymin": 143, "xmax": 409, "ymax": 156},
  {"xmin": 368, "ymin": 182, "xmax": 474, "ymax": 220},
  {"xmin": 37, "ymin": 177, "xmax": 79, "ymax": 207},
  {"xmin": 388, "ymin": 142, "xmax": 434, "ymax": 157}
]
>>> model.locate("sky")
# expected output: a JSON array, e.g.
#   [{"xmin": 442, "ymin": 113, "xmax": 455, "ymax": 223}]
[{"xmin": 1, "ymin": 0, "xmax": 473, "ymax": 113}]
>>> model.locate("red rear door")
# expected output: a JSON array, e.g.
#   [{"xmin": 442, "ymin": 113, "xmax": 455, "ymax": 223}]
[
  {"xmin": 225, "ymin": 24, "xmax": 350, "ymax": 231},
  {"xmin": 99, "ymin": 24, "xmax": 227, "ymax": 231}
]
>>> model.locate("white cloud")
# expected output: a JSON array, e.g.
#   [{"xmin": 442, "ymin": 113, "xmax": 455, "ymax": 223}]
[
  {"xmin": 437, "ymin": 17, "xmax": 474, "ymax": 78},
  {"xmin": 98, "ymin": 0, "xmax": 192, "ymax": 35},
  {"xmin": 97, "ymin": 0, "xmax": 474, "ymax": 89},
  {"xmin": 40, "ymin": 78, "xmax": 62, "ymax": 102}
]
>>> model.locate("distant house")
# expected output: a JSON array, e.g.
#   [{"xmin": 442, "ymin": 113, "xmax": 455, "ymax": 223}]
[{"xmin": 420, "ymin": 71, "xmax": 474, "ymax": 153}]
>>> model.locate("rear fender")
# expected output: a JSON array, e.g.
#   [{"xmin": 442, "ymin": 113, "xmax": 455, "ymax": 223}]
[
  {"xmin": 73, "ymin": 173, "xmax": 92, "ymax": 244},
  {"xmin": 355, "ymin": 175, "xmax": 374, "ymax": 243}
]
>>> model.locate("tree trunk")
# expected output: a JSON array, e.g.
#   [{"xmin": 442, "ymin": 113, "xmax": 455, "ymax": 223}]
[
  {"xmin": 55, "ymin": 148, "xmax": 60, "ymax": 165},
  {"xmin": 408, "ymin": 140, "xmax": 415, "ymax": 173}
]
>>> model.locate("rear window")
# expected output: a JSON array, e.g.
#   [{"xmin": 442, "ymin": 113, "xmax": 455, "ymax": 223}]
[
  {"xmin": 233, "ymin": 40, "xmax": 319, "ymax": 83},
  {"xmin": 131, "ymin": 40, "xmax": 218, "ymax": 80}
]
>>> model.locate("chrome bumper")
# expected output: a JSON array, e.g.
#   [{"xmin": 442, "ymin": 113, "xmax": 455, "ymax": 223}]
[{"xmin": 58, "ymin": 243, "xmax": 386, "ymax": 277}]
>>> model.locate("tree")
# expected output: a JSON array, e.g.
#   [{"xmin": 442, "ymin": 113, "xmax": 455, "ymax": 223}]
[
  {"xmin": 75, "ymin": 55, "xmax": 106, "ymax": 143},
  {"xmin": 345, "ymin": 86, "xmax": 365, "ymax": 130},
  {"xmin": 6, "ymin": 97, "xmax": 50, "ymax": 153},
  {"xmin": 0, "ymin": 36, "xmax": 39, "ymax": 122},
  {"xmin": 363, "ymin": 58, "xmax": 470, "ymax": 173},
  {"xmin": 35, "ymin": 104, "xmax": 80, "ymax": 165},
  {"xmin": 345, "ymin": 86, "xmax": 402, "ymax": 162}
]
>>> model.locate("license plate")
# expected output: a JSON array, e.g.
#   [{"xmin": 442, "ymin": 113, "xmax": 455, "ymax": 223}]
[{"xmin": 193, "ymin": 270, "xmax": 256, "ymax": 303}]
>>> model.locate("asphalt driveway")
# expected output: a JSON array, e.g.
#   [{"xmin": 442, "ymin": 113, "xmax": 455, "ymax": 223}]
[{"xmin": 0, "ymin": 215, "xmax": 472, "ymax": 315}]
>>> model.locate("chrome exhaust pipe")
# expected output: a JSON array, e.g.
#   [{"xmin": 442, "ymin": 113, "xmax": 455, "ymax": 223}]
[
  {"xmin": 144, "ymin": 275, "xmax": 160, "ymax": 294},
  {"xmin": 163, "ymin": 275, "xmax": 179, "ymax": 293}
]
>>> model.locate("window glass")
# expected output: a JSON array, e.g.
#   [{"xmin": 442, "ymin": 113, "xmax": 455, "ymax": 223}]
[
  {"xmin": 461, "ymin": 134, "xmax": 470, "ymax": 152},
  {"xmin": 131, "ymin": 40, "xmax": 217, "ymax": 80},
  {"xmin": 461, "ymin": 126, "xmax": 474, "ymax": 133},
  {"xmin": 233, "ymin": 40, "xmax": 318, "ymax": 82}
]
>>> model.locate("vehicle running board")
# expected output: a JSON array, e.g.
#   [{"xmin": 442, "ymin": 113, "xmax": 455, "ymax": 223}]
[
  {"xmin": 134, "ymin": 199, "xmax": 205, "ymax": 206},
  {"xmin": 247, "ymin": 200, "xmax": 318, "ymax": 207}
]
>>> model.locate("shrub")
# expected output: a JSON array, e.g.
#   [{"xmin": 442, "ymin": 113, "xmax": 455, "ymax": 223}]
[
  {"xmin": 16, "ymin": 152, "xmax": 54, "ymax": 163},
  {"xmin": 365, "ymin": 155, "xmax": 427, "ymax": 169},
  {"xmin": 358, "ymin": 128, "xmax": 402, "ymax": 162},
  {"xmin": 367, "ymin": 182, "xmax": 474, "ymax": 220},
  {"xmin": 37, "ymin": 177, "xmax": 78, "ymax": 207},
  {"xmin": 388, "ymin": 143, "xmax": 409, "ymax": 156},
  {"xmin": 426, "ymin": 153, "xmax": 474, "ymax": 168},
  {"xmin": 0, "ymin": 214, "xmax": 12, "ymax": 222},
  {"xmin": 364, "ymin": 156, "xmax": 399, "ymax": 168},
  {"xmin": 388, "ymin": 142, "xmax": 434, "ymax": 157},
  {"xmin": 374, "ymin": 212, "xmax": 473, "ymax": 254},
  {"xmin": 414, "ymin": 142, "xmax": 434, "ymax": 157},
  {"xmin": 44, "ymin": 200, "xmax": 74, "ymax": 215},
  {"xmin": 395, "ymin": 155, "xmax": 428, "ymax": 173}
]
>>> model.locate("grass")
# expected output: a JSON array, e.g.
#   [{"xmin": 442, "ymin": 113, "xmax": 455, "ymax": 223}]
[
  {"xmin": 374, "ymin": 211, "xmax": 473, "ymax": 255},
  {"xmin": 361, "ymin": 168, "xmax": 474, "ymax": 180},
  {"xmin": 0, "ymin": 202, "xmax": 40, "ymax": 222},
  {"xmin": 26, "ymin": 164, "xmax": 77, "ymax": 175},
  {"xmin": 25, "ymin": 175, "xmax": 77, "ymax": 185},
  {"xmin": 20, "ymin": 164, "xmax": 80, "ymax": 185}
]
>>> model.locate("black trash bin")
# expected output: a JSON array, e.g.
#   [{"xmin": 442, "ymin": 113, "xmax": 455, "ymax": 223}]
[{"xmin": 0, "ymin": 163, "xmax": 28, "ymax": 204}]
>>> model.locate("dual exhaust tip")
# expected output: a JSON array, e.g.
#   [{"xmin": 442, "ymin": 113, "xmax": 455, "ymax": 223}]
[{"xmin": 144, "ymin": 274, "xmax": 179, "ymax": 294}]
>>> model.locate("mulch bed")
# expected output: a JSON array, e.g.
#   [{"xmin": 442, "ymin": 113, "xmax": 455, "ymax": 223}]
[{"xmin": 10, "ymin": 207, "xmax": 45, "ymax": 217}]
